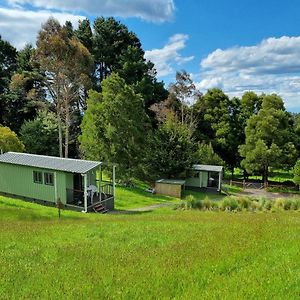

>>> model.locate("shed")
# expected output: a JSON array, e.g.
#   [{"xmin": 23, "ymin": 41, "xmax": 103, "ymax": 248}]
[
  {"xmin": 185, "ymin": 164, "xmax": 223, "ymax": 191},
  {"xmin": 155, "ymin": 179, "xmax": 186, "ymax": 198},
  {"xmin": 0, "ymin": 152, "xmax": 116, "ymax": 212}
]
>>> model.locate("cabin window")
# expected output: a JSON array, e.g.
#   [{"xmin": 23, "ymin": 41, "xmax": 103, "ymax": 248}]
[
  {"xmin": 33, "ymin": 171, "xmax": 43, "ymax": 184},
  {"xmin": 44, "ymin": 172, "xmax": 54, "ymax": 186}
]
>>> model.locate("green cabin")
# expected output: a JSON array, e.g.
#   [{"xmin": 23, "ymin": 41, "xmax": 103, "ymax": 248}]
[{"xmin": 0, "ymin": 152, "xmax": 115, "ymax": 212}]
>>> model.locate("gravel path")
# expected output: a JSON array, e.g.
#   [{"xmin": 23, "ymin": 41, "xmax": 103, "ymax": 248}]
[
  {"xmin": 108, "ymin": 202, "xmax": 176, "ymax": 214},
  {"xmin": 237, "ymin": 188, "xmax": 299, "ymax": 199}
]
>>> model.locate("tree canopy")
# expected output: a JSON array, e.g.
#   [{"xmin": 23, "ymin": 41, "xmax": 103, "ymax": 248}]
[
  {"xmin": 80, "ymin": 73, "xmax": 150, "ymax": 178},
  {"xmin": 0, "ymin": 125, "xmax": 25, "ymax": 153},
  {"xmin": 239, "ymin": 94, "xmax": 296, "ymax": 184}
]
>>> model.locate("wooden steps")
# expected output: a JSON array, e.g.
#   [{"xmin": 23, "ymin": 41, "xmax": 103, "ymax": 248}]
[{"xmin": 93, "ymin": 202, "xmax": 108, "ymax": 214}]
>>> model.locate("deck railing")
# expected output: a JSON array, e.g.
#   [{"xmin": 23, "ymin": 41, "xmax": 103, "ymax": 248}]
[{"xmin": 66, "ymin": 182, "xmax": 114, "ymax": 208}]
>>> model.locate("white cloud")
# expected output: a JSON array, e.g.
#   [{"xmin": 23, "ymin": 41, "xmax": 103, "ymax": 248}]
[
  {"xmin": 6, "ymin": 0, "xmax": 175, "ymax": 23},
  {"xmin": 199, "ymin": 36, "xmax": 300, "ymax": 111},
  {"xmin": 0, "ymin": 7, "xmax": 84, "ymax": 48},
  {"xmin": 145, "ymin": 34, "xmax": 194, "ymax": 77}
]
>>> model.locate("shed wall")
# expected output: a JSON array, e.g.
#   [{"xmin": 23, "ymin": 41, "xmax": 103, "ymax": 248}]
[
  {"xmin": 0, "ymin": 163, "xmax": 68, "ymax": 204},
  {"xmin": 186, "ymin": 171, "xmax": 208, "ymax": 188},
  {"xmin": 155, "ymin": 182, "xmax": 182, "ymax": 198}
]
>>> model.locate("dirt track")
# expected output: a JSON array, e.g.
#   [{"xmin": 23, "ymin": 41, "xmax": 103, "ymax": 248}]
[{"xmin": 238, "ymin": 188, "xmax": 299, "ymax": 199}]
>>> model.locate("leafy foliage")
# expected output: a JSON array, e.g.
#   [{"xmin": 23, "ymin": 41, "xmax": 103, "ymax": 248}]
[
  {"xmin": 240, "ymin": 94, "xmax": 296, "ymax": 183},
  {"xmin": 149, "ymin": 114, "xmax": 193, "ymax": 179},
  {"xmin": 194, "ymin": 142, "xmax": 224, "ymax": 166},
  {"xmin": 35, "ymin": 17, "xmax": 93, "ymax": 157},
  {"xmin": 0, "ymin": 125, "xmax": 25, "ymax": 152},
  {"xmin": 20, "ymin": 111, "xmax": 59, "ymax": 156},
  {"xmin": 80, "ymin": 73, "xmax": 150, "ymax": 178},
  {"xmin": 293, "ymin": 160, "xmax": 300, "ymax": 187}
]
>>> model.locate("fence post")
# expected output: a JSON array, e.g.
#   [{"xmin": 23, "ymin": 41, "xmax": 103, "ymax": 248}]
[
  {"xmin": 243, "ymin": 179, "xmax": 245, "ymax": 189},
  {"xmin": 230, "ymin": 180, "xmax": 232, "ymax": 186}
]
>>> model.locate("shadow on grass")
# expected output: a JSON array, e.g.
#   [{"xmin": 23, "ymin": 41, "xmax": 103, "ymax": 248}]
[
  {"xmin": 117, "ymin": 185, "xmax": 174, "ymax": 201},
  {"xmin": 108, "ymin": 209, "xmax": 154, "ymax": 215}
]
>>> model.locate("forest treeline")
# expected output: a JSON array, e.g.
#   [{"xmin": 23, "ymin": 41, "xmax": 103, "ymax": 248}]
[{"xmin": 0, "ymin": 17, "xmax": 299, "ymax": 183}]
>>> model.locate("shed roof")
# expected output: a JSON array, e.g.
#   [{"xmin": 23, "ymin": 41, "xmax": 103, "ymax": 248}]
[
  {"xmin": 156, "ymin": 179, "xmax": 186, "ymax": 185},
  {"xmin": 192, "ymin": 164, "xmax": 223, "ymax": 172},
  {"xmin": 0, "ymin": 152, "xmax": 101, "ymax": 174}
]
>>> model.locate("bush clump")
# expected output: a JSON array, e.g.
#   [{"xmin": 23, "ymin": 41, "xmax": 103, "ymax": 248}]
[{"xmin": 178, "ymin": 195, "xmax": 300, "ymax": 213}]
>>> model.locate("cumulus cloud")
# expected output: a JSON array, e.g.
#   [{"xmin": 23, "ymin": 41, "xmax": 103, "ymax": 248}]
[
  {"xmin": 6, "ymin": 0, "xmax": 175, "ymax": 22},
  {"xmin": 199, "ymin": 36, "xmax": 300, "ymax": 111},
  {"xmin": 0, "ymin": 7, "xmax": 84, "ymax": 48},
  {"xmin": 145, "ymin": 34, "xmax": 194, "ymax": 77}
]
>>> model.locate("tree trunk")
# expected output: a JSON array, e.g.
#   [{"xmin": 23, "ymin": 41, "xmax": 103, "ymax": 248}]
[
  {"xmin": 262, "ymin": 165, "xmax": 268, "ymax": 187},
  {"xmin": 64, "ymin": 104, "xmax": 70, "ymax": 158},
  {"xmin": 57, "ymin": 115, "xmax": 63, "ymax": 158}
]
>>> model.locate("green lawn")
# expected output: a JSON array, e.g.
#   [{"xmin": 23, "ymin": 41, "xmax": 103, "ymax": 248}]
[
  {"xmin": 115, "ymin": 185, "xmax": 180, "ymax": 209},
  {"xmin": 226, "ymin": 168, "xmax": 294, "ymax": 183},
  {"xmin": 0, "ymin": 195, "xmax": 300, "ymax": 299}
]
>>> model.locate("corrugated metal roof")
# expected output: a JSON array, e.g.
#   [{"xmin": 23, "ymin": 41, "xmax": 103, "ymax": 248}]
[
  {"xmin": 0, "ymin": 152, "xmax": 101, "ymax": 173},
  {"xmin": 156, "ymin": 179, "xmax": 186, "ymax": 185},
  {"xmin": 192, "ymin": 164, "xmax": 223, "ymax": 172}
]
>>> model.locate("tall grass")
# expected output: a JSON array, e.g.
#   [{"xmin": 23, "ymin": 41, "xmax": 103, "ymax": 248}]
[
  {"xmin": 1, "ymin": 196, "xmax": 300, "ymax": 299},
  {"xmin": 178, "ymin": 195, "xmax": 300, "ymax": 212}
]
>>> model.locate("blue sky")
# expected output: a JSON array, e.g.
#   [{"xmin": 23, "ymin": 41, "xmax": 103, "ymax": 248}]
[{"xmin": 0, "ymin": 0, "xmax": 300, "ymax": 112}]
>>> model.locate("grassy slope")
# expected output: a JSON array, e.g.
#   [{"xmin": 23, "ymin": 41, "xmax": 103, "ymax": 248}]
[
  {"xmin": 1, "ymin": 195, "xmax": 300, "ymax": 299},
  {"xmin": 226, "ymin": 168, "xmax": 294, "ymax": 183},
  {"xmin": 115, "ymin": 181, "xmax": 225, "ymax": 210}
]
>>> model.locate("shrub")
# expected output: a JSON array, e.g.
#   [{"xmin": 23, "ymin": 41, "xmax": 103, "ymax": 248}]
[
  {"xmin": 249, "ymin": 200, "xmax": 262, "ymax": 211},
  {"xmin": 283, "ymin": 199, "xmax": 292, "ymax": 210},
  {"xmin": 237, "ymin": 197, "xmax": 251, "ymax": 209},
  {"xmin": 274, "ymin": 198, "xmax": 285, "ymax": 210},
  {"xmin": 202, "ymin": 197, "xmax": 213, "ymax": 210},
  {"xmin": 290, "ymin": 199, "xmax": 300, "ymax": 210},
  {"xmin": 220, "ymin": 197, "xmax": 239, "ymax": 211},
  {"xmin": 262, "ymin": 200, "xmax": 272, "ymax": 211},
  {"xmin": 192, "ymin": 199, "xmax": 203, "ymax": 210}
]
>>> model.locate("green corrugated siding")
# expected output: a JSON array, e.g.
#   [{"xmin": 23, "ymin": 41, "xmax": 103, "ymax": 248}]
[
  {"xmin": 201, "ymin": 171, "xmax": 208, "ymax": 187},
  {"xmin": 186, "ymin": 171, "xmax": 208, "ymax": 188},
  {"xmin": 0, "ymin": 163, "xmax": 68, "ymax": 204},
  {"xmin": 65, "ymin": 172, "xmax": 73, "ymax": 190},
  {"xmin": 88, "ymin": 169, "xmax": 97, "ymax": 186}
]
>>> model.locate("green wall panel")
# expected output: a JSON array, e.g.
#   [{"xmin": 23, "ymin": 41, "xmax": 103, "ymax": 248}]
[{"xmin": 0, "ymin": 163, "xmax": 68, "ymax": 204}]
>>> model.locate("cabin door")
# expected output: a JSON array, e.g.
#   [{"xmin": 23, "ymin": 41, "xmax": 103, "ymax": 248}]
[{"xmin": 73, "ymin": 173, "xmax": 83, "ymax": 191}]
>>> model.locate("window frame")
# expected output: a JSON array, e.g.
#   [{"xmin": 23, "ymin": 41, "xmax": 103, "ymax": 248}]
[
  {"xmin": 44, "ymin": 172, "xmax": 54, "ymax": 186},
  {"xmin": 33, "ymin": 171, "xmax": 43, "ymax": 184}
]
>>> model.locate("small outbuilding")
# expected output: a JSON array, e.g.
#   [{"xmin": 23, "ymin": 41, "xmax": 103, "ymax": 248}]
[
  {"xmin": 0, "ymin": 152, "xmax": 116, "ymax": 212},
  {"xmin": 185, "ymin": 164, "xmax": 223, "ymax": 192},
  {"xmin": 155, "ymin": 179, "xmax": 186, "ymax": 198}
]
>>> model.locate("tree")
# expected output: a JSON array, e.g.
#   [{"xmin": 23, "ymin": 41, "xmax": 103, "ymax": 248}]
[
  {"xmin": 20, "ymin": 111, "xmax": 59, "ymax": 156},
  {"xmin": 169, "ymin": 70, "xmax": 199, "ymax": 126},
  {"xmin": 92, "ymin": 17, "xmax": 142, "ymax": 83},
  {"xmin": 75, "ymin": 19, "xmax": 93, "ymax": 53},
  {"xmin": 0, "ymin": 35, "xmax": 17, "ymax": 125},
  {"xmin": 0, "ymin": 125, "xmax": 25, "ymax": 153},
  {"xmin": 80, "ymin": 74, "xmax": 150, "ymax": 178},
  {"xmin": 194, "ymin": 142, "xmax": 224, "ymax": 166},
  {"xmin": 76, "ymin": 16, "xmax": 168, "ymax": 115},
  {"xmin": 293, "ymin": 160, "xmax": 300, "ymax": 189},
  {"xmin": 239, "ymin": 94, "xmax": 296, "ymax": 185},
  {"xmin": 35, "ymin": 17, "xmax": 93, "ymax": 158},
  {"xmin": 201, "ymin": 88, "xmax": 242, "ymax": 175},
  {"xmin": 149, "ymin": 114, "xmax": 193, "ymax": 179}
]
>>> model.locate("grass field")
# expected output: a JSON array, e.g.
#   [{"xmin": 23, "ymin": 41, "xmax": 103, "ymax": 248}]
[
  {"xmin": 1, "ymin": 193, "xmax": 300, "ymax": 299},
  {"xmin": 115, "ymin": 181, "xmax": 225, "ymax": 210},
  {"xmin": 226, "ymin": 168, "xmax": 294, "ymax": 183}
]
